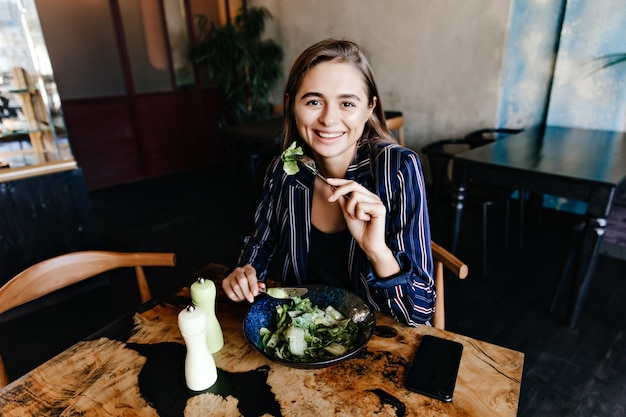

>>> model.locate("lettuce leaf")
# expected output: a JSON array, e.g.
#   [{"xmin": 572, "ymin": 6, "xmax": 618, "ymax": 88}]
[
  {"xmin": 260, "ymin": 296, "xmax": 359, "ymax": 361},
  {"xmin": 280, "ymin": 141, "xmax": 303, "ymax": 175}
]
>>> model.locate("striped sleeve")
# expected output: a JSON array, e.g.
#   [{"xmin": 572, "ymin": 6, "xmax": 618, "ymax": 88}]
[{"xmin": 359, "ymin": 144, "xmax": 435, "ymax": 326}]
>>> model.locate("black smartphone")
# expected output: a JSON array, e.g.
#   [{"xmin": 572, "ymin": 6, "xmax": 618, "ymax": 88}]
[{"xmin": 405, "ymin": 335, "xmax": 463, "ymax": 402}]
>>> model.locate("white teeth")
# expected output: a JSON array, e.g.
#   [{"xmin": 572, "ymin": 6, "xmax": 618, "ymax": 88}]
[{"xmin": 318, "ymin": 131, "xmax": 343, "ymax": 139}]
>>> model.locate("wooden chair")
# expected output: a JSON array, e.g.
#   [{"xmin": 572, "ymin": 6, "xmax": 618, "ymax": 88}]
[
  {"xmin": 431, "ymin": 241, "xmax": 469, "ymax": 330},
  {"xmin": 0, "ymin": 250, "xmax": 176, "ymax": 388},
  {"xmin": 385, "ymin": 112, "xmax": 405, "ymax": 146}
]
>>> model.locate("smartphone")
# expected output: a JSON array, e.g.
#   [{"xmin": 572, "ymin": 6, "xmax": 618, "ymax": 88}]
[{"xmin": 405, "ymin": 335, "xmax": 463, "ymax": 402}]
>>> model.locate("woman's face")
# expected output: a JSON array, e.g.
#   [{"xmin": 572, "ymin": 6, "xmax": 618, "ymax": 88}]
[{"xmin": 294, "ymin": 61, "xmax": 375, "ymax": 167}]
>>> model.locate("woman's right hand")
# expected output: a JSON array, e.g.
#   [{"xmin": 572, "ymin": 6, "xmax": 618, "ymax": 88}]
[{"xmin": 222, "ymin": 264, "xmax": 264, "ymax": 303}]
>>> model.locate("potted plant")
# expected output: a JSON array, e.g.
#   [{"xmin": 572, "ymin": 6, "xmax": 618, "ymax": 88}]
[{"xmin": 192, "ymin": 6, "xmax": 283, "ymax": 126}]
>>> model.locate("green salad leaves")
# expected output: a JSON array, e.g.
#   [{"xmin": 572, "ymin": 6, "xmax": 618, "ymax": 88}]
[
  {"xmin": 260, "ymin": 297, "xmax": 359, "ymax": 362},
  {"xmin": 280, "ymin": 141, "xmax": 303, "ymax": 175}
]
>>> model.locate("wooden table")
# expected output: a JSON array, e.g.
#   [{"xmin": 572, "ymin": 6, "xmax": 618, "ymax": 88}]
[
  {"xmin": 450, "ymin": 126, "xmax": 626, "ymax": 328},
  {"xmin": 0, "ymin": 265, "xmax": 524, "ymax": 416},
  {"xmin": 219, "ymin": 118, "xmax": 283, "ymax": 188}
]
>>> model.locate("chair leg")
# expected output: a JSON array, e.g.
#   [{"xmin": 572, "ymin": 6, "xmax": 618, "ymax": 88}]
[
  {"xmin": 0, "ymin": 354, "xmax": 8, "ymax": 388},
  {"xmin": 550, "ymin": 252, "xmax": 574, "ymax": 314},
  {"xmin": 433, "ymin": 261, "xmax": 445, "ymax": 330},
  {"xmin": 482, "ymin": 203, "xmax": 488, "ymax": 274},
  {"xmin": 134, "ymin": 266, "xmax": 152, "ymax": 304},
  {"xmin": 518, "ymin": 190, "xmax": 525, "ymax": 249},
  {"xmin": 550, "ymin": 229, "xmax": 581, "ymax": 316},
  {"xmin": 504, "ymin": 199, "xmax": 511, "ymax": 252}
]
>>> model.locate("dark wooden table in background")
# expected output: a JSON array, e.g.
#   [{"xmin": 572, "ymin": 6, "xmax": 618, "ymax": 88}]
[
  {"xmin": 219, "ymin": 118, "xmax": 283, "ymax": 188},
  {"xmin": 449, "ymin": 126, "xmax": 626, "ymax": 328}
]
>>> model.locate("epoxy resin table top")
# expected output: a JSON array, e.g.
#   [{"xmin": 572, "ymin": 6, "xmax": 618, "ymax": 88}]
[{"xmin": 0, "ymin": 271, "xmax": 524, "ymax": 416}]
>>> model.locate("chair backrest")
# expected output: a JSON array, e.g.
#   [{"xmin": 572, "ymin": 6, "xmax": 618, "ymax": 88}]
[
  {"xmin": 431, "ymin": 241, "xmax": 468, "ymax": 330},
  {"xmin": 0, "ymin": 250, "xmax": 176, "ymax": 388},
  {"xmin": 386, "ymin": 114, "xmax": 405, "ymax": 146},
  {"xmin": 421, "ymin": 128, "xmax": 523, "ymax": 203},
  {"xmin": 464, "ymin": 128, "xmax": 523, "ymax": 147}
]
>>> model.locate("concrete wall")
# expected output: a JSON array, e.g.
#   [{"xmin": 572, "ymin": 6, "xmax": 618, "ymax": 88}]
[
  {"xmin": 251, "ymin": 0, "xmax": 513, "ymax": 150},
  {"xmin": 251, "ymin": 0, "xmax": 626, "ymax": 146}
]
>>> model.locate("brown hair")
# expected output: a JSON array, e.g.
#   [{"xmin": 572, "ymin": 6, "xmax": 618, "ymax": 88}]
[{"xmin": 280, "ymin": 39, "xmax": 395, "ymax": 151}]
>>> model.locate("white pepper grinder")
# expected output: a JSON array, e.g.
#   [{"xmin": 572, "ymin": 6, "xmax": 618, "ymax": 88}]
[
  {"xmin": 178, "ymin": 304, "xmax": 218, "ymax": 391},
  {"xmin": 190, "ymin": 277, "xmax": 224, "ymax": 353}
]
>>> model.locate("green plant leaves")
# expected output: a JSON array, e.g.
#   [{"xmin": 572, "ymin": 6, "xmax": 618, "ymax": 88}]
[{"xmin": 192, "ymin": 6, "xmax": 283, "ymax": 125}]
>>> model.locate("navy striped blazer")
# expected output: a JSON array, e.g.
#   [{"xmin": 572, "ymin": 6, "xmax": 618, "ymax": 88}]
[{"xmin": 237, "ymin": 141, "xmax": 435, "ymax": 326}]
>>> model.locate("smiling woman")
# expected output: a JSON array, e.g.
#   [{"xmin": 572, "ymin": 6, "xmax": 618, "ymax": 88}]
[{"xmin": 222, "ymin": 39, "xmax": 436, "ymax": 328}]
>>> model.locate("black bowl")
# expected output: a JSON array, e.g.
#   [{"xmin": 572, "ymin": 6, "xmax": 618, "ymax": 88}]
[{"xmin": 243, "ymin": 285, "xmax": 376, "ymax": 369}]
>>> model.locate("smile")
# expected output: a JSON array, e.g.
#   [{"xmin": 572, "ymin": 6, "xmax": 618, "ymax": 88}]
[{"xmin": 316, "ymin": 131, "xmax": 344, "ymax": 139}]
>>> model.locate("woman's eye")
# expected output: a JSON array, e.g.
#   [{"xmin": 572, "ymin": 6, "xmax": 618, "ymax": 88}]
[
  {"xmin": 342, "ymin": 101, "xmax": 356, "ymax": 108},
  {"xmin": 306, "ymin": 99, "xmax": 322, "ymax": 106}
]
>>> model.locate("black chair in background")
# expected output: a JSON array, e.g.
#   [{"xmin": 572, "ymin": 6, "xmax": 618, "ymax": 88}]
[
  {"xmin": 422, "ymin": 128, "xmax": 524, "ymax": 274},
  {"xmin": 550, "ymin": 194, "xmax": 626, "ymax": 327}
]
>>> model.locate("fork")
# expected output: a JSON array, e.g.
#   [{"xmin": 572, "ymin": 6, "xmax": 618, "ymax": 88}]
[{"xmin": 298, "ymin": 155, "xmax": 337, "ymax": 191}]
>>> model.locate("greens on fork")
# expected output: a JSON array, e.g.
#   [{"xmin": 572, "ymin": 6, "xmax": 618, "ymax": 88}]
[
  {"xmin": 280, "ymin": 141, "xmax": 304, "ymax": 175},
  {"xmin": 280, "ymin": 141, "xmax": 338, "ymax": 192}
]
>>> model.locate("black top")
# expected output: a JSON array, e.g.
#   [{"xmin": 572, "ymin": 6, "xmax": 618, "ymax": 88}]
[{"xmin": 307, "ymin": 225, "xmax": 350, "ymax": 289}]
